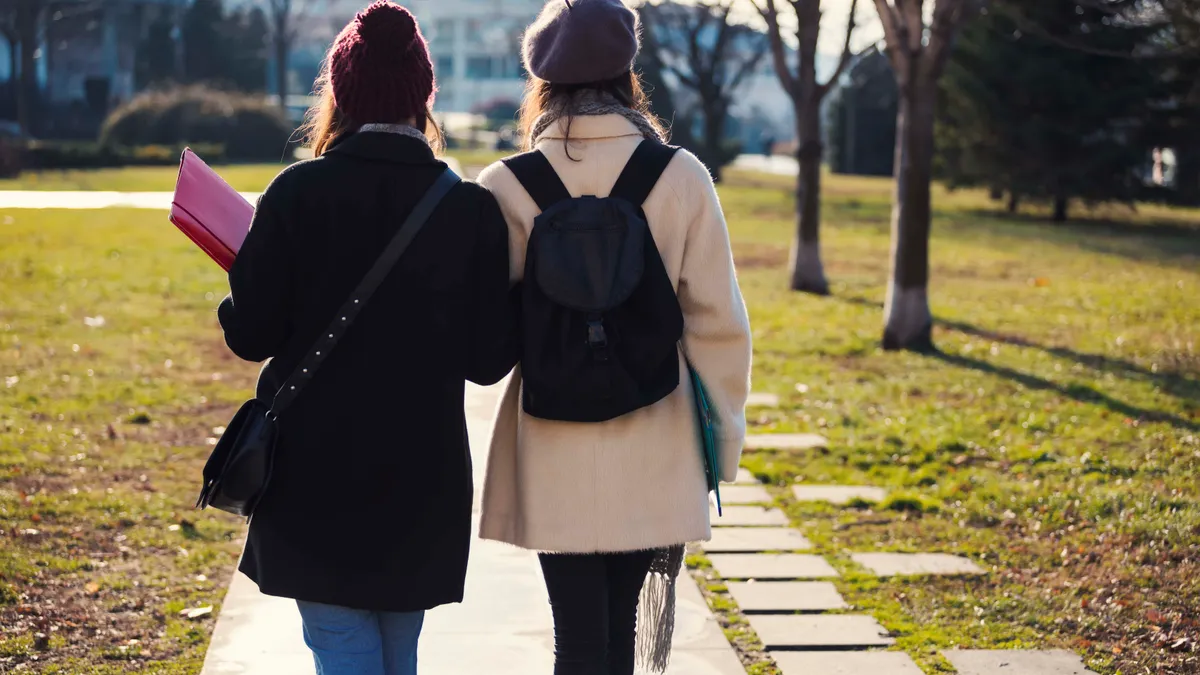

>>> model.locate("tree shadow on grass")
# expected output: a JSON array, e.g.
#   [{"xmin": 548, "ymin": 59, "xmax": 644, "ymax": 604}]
[
  {"xmin": 963, "ymin": 208, "xmax": 1200, "ymax": 268},
  {"xmin": 928, "ymin": 350, "xmax": 1199, "ymax": 433},
  {"xmin": 836, "ymin": 294, "xmax": 1200, "ymax": 431}
]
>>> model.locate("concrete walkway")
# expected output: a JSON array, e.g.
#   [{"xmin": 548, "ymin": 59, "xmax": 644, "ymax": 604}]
[
  {"xmin": 0, "ymin": 191, "xmax": 260, "ymax": 210},
  {"xmin": 730, "ymin": 154, "xmax": 800, "ymax": 176},
  {"xmin": 200, "ymin": 383, "xmax": 745, "ymax": 675}
]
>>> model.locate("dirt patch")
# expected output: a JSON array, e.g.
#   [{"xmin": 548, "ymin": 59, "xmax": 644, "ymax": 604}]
[{"xmin": 733, "ymin": 243, "xmax": 788, "ymax": 269}]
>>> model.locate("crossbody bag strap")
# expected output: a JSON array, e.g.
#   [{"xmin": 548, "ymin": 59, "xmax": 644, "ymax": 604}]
[{"xmin": 268, "ymin": 167, "xmax": 461, "ymax": 417}]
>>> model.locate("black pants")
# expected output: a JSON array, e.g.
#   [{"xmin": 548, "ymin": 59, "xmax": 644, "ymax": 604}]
[{"xmin": 538, "ymin": 551, "xmax": 655, "ymax": 675}]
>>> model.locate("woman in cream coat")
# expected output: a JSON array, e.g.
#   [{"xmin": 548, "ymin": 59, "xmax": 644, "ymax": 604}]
[{"xmin": 477, "ymin": 1, "xmax": 752, "ymax": 673}]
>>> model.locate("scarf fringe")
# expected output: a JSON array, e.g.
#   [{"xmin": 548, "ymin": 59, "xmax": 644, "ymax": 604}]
[{"xmin": 635, "ymin": 545, "xmax": 685, "ymax": 674}]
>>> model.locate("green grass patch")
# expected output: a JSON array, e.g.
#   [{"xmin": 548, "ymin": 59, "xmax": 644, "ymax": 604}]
[{"xmin": 1, "ymin": 208, "xmax": 250, "ymax": 672}]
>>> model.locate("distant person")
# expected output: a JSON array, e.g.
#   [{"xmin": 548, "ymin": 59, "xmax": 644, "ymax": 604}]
[
  {"xmin": 477, "ymin": 1, "xmax": 753, "ymax": 673},
  {"xmin": 761, "ymin": 133, "xmax": 775, "ymax": 157},
  {"xmin": 216, "ymin": 3, "xmax": 518, "ymax": 674}
]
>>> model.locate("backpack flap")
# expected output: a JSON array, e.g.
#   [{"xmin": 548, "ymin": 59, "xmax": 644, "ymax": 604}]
[{"xmin": 533, "ymin": 197, "xmax": 646, "ymax": 312}]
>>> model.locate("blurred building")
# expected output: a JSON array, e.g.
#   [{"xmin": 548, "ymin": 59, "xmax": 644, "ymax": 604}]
[
  {"xmin": 0, "ymin": 0, "xmax": 188, "ymax": 137},
  {"xmin": 401, "ymin": 0, "xmax": 539, "ymax": 114}
]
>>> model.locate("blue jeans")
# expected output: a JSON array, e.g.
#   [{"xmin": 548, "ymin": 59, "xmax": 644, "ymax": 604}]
[{"xmin": 296, "ymin": 601, "xmax": 425, "ymax": 675}]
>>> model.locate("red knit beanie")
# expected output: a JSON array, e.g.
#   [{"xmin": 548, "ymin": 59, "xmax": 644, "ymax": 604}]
[{"xmin": 329, "ymin": 1, "xmax": 436, "ymax": 125}]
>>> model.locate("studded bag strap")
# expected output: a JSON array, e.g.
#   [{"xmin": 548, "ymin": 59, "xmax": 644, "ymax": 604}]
[{"xmin": 266, "ymin": 167, "xmax": 461, "ymax": 418}]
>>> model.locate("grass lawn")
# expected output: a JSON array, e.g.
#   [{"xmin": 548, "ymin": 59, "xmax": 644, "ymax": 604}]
[
  {"xmin": 0, "ymin": 165, "xmax": 1197, "ymax": 673},
  {"xmin": 0, "ymin": 151, "xmax": 510, "ymax": 193},
  {"xmin": 704, "ymin": 169, "xmax": 1199, "ymax": 675}
]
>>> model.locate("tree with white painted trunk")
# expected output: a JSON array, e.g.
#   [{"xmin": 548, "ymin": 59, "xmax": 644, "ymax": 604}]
[
  {"xmin": 755, "ymin": 0, "xmax": 860, "ymax": 295},
  {"xmin": 871, "ymin": 0, "xmax": 983, "ymax": 351}
]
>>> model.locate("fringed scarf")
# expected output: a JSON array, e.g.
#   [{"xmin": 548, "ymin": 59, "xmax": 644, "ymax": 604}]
[
  {"xmin": 530, "ymin": 89, "xmax": 666, "ymax": 145},
  {"xmin": 636, "ymin": 545, "xmax": 686, "ymax": 673},
  {"xmin": 532, "ymin": 89, "xmax": 684, "ymax": 675}
]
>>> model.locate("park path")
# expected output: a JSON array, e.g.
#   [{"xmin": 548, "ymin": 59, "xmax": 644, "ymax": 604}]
[
  {"xmin": 0, "ymin": 191, "xmax": 259, "ymax": 210},
  {"xmin": 199, "ymin": 382, "xmax": 746, "ymax": 675},
  {"xmin": 0, "ymin": 156, "xmax": 787, "ymax": 211}
]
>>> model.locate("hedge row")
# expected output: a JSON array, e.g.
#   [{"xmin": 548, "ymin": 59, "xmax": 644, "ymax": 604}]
[
  {"xmin": 18, "ymin": 141, "xmax": 226, "ymax": 171},
  {"xmin": 100, "ymin": 85, "xmax": 294, "ymax": 162}
]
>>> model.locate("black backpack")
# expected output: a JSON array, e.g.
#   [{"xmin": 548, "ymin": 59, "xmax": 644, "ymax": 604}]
[{"xmin": 503, "ymin": 141, "xmax": 685, "ymax": 423}]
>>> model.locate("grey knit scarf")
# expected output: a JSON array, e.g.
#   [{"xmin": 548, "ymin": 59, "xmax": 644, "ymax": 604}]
[{"xmin": 531, "ymin": 89, "xmax": 666, "ymax": 145}]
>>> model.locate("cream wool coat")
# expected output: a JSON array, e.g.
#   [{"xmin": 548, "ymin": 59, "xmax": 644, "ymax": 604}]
[{"xmin": 477, "ymin": 114, "xmax": 752, "ymax": 553}]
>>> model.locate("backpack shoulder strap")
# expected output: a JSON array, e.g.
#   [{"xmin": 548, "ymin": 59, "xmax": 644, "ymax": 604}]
[
  {"xmin": 609, "ymin": 141, "xmax": 681, "ymax": 207},
  {"xmin": 501, "ymin": 150, "xmax": 573, "ymax": 212}
]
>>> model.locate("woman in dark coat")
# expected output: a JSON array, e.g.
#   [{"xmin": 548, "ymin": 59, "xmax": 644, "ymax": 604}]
[{"xmin": 216, "ymin": 3, "xmax": 518, "ymax": 674}]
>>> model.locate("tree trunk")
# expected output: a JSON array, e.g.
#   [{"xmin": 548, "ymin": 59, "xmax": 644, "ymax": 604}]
[
  {"xmin": 15, "ymin": 0, "xmax": 38, "ymax": 137},
  {"xmin": 1052, "ymin": 194, "xmax": 1069, "ymax": 222},
  {"xmin": 703, "ymin": 101, "xmax": 725, "ymax": 183},
  {"xmin": 789, "ymin": 96, "xmax": 829, "ymax": 295},
  {"xmin": 274, "ymin": 32, "xmax": 289, "ymax": 112},
  {"xmin": 1006, "ymin": 191, "xmax": 1020, "ymax": 213},
  {"xmin": 882, "ymin": 78, "xmax": 936, "ymax": 352},
  {"xmin": 6, "ymin": 33, "xmax": 16, "ymax": 87}
]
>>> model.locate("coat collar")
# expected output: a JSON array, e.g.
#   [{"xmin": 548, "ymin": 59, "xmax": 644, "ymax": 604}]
[
  {"xmin": 324, "ymin": 131, "xmax": 438, "ymax": 165},
  {"xmin": 537, "ymin": 114, "xmax": 644, "ymax": 142}
]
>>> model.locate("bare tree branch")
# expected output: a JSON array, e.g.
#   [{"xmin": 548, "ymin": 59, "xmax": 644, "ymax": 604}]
[
  {"xmin": 872, "ymin": 0, "xmax": 911, "ymax": 74},
  {"xmin": 725, "ymin": 33, "xmax": 769, "ymax": 92},
  {"xmin": 900, "ymin": 0, "xmax": 924, "ymax": 52},
  {"xmin": 756, "ymin": 0, "xmax": 800, "ymax": 96},
  {"xmin": 818, "ymin": 0, "xmax": 860, "ymax": 96}
]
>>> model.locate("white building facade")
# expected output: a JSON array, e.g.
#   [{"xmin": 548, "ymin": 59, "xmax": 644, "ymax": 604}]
[{"xmin": 402, "ymin": 0, "xmax": 542, "ymax": 114}]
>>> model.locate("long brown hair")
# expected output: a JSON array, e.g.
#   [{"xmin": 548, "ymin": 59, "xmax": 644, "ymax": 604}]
[
  {"xmin": 301, "ymin": 61, "xmax": 444, "ymax": 157},
  {"xmin": 517, "ymin": 70, "xmax": 667, "ymax": 153}
]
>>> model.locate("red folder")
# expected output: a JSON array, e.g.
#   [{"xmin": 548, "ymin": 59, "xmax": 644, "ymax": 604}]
[{"xmin": 169, "ymin": 149, "xmax": 255, "ymax": 271}]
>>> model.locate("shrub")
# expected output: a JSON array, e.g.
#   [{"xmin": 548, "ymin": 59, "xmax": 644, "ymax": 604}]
[
  {"xmin": 0, "ymin": 138, "xmax": 20, "ymax": 178},
  {"xmin": 100, "ymin": 85, "xmax": 293, "ymax": 161},
  {"xmin": 20, "ymin": 141, "xmax": 225, "ymax": 171}
]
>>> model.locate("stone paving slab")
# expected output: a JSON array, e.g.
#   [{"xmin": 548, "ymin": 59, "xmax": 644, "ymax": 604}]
[
  {"xmin": 773, "ymin": 652, "xmax": 924, "ymax": 675},
  {"xmin": 851, "ymin": 553, "xmax": 985, "ymax": 577},
  {"xmin": 744, "ymin": 433, "xmax": 828, "ymax": 451},
  {"xmin": 792, "ymin": 484, "xmax": 887, "ymax": 505},
  {"xmin": 711, "ymin": 505, "xmax": 790, "ymax": 526},
  {"xmin": 708, "ymin": 554, "xmax": 839, "ymax": 580},
  {"xmin": 727, "ymin": 581, "xmax": 847, "ymax": 612},
  {"xmin": 702, "ymin": 528, "xmax": 812, "ymax": 553},
  {"xmin": 746, "ymin": 392, "xmax": 781, "ymax": 407},
  {"xmin": 943, "ymin": 649, "xmax": 1099, "ymax": 675},
  {"xmin": 720, "ymin": 485, "xmax": 773, "ymax": 504},
  {"xmin": 747, "ymin": 614, "xmax": 894, "ymax": 649},
  {"xmin": 733, "ymin": 468, "xmax": 758, "ymax": 484}
]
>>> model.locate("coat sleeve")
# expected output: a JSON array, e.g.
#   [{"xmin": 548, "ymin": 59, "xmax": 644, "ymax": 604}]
[
  {"xmin": 465, "ymin": 189, "xmax": 521, "ymax": 386},
  {"xmin": 673, "ymin": 152, "xmax": 753, "ymax": 482},
  {"xmin": 217, "ymin": 186, "xmax": 294, "ymax": 363}
]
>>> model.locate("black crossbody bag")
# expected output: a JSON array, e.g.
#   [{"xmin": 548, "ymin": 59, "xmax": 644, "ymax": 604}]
[{"xmin": 196, "ymin": 168, "xmax": 461, "ymax": 518}]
